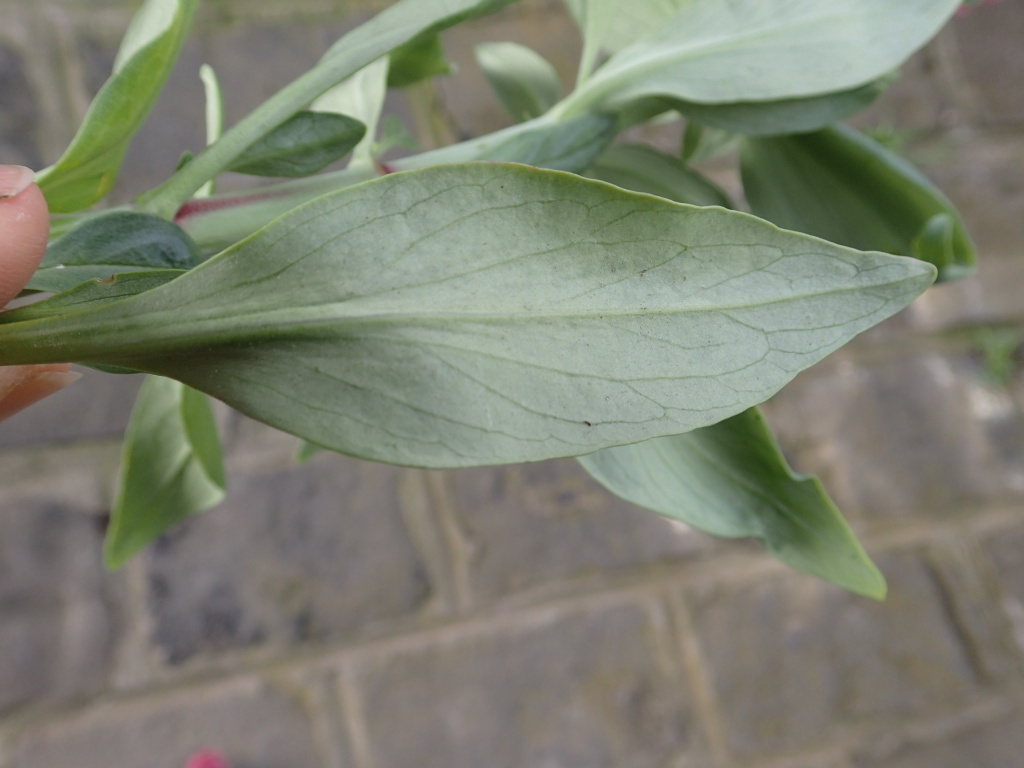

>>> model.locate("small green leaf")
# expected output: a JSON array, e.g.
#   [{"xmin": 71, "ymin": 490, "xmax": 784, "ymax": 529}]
[
  {"xmin": 578, "ymin": 408, "xmax": 886, "ymax": 599},
  {"xmin": 557, "ymin": 0, "xmax": 959, "ymax": 117},
  {"xmin": 671, "ymin": 78, "xmax": 891, "ymax": 137},
  {"xmin": 36, "ymin": 0, "xmax": 198, "ymax": 212},
  {"xmin": 311, "ymin": 58, "xmax": 389, "ymax": 169},
  {"xmin": 0, "ymin": 164, "xmax": 935, "ymax": 469},
  {"xmin": 741, "ymin": 124, "xmax": 976, "ymax": 282},
  {"xmin": 228, "ymin": 111, "xmax": 366, "ymax": 178},
  {"xmin": 476, "ymin": 114, "xmax": 616, "ymax": 172},
  {"xmin": 588, "ymin": 143, "xmax": 731, "ymax": 207},
  {"xmin": 388, "ymin": 33, "xmax": 451, "ymax": 87},
  {"xmin": 27, "ymin": 211, "xmax": 201, "ymax": 293},
  {"xmin": 475, "ymin": 42, "xmax": 561, "ymax": 122},
  {"xmin": 104, "ymin": 375, "xmax": 226, "ymax": 569}
]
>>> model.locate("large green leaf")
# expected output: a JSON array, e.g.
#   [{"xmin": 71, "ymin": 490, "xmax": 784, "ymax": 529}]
[
  {"xmin": 228, "ymin": 111, "xmax": 366, "ymax": 177},
  {"xmin": 672, "ymin": 78, "xmax": 890, "ymax": 137},
  {"xmin": 555, "ymin": 0, "xmax": 959, "ymax": 117},
  {"xmin": 104, "ymin": 375, "xmax": 226, "ymax": 569},
  {"xmin": 475, "ymin": 42, "xmax": 561, "ymax": 122},
  {"xmin": 36, "ymin": 0, "xmax": 198, "ymax": 212},
  {"xmin": 27, "ymin": 211, "xmax": 201, "ymax": 293},
  {"xmin": 741, "ymin": 124, "xmax": 976, "ymax": 282},
  {"xmin": 138, "ymin": 0, "xmax": 516, "ymax": 216},
  {"xmin": 563, "ymin": 0, "xmax": 696, "ymax": 83},
  {"xmin": 579, "ymin": 408, "xmax": 886, "ymax": 598},
  {"xmin": 0, "ymin": 164, "xmax": 934, "ymax": 468},
  {"xmin": 587, "ymin": 143, "xmax": 731, "ymax": 207}
]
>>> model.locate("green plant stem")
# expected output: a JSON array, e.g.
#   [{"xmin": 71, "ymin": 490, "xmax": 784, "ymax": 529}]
[{"xmin": 136, "ymin": 67, "xmax": 345, "ymax": 219}]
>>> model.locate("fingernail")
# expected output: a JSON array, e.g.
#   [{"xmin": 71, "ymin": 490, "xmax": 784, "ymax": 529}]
[{"xmin": 0, "ymin": 165, "xmax": 35, "ymax": 200}]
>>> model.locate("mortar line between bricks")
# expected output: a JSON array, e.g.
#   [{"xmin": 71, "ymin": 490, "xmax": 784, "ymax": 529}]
[
  {"xmin": 8, "ymin": 502, "xmax": 1022, "ymax": 728},
  {"xmin": 426, "ymin": 470, "xmax": 476, "ymax": 613},
  {"xmin": 739, "ymin": 745, "xmax": 853, "ymax": 768},
  {"xmin": 663, "ymin": 590, "xmax": 732, "ymax": 768},
  {"xmin": 74, "ymin": 502, "xmax": 1024, "ymax": 696},
  {"xmin": 395, "ymin": 469, "xmax": 463, "ymax": 617},
  {"xmin": 336, "ymin": 661, "xmax": 378, "ymax": 768},
  {"xmin": 264, "ymin": 669, "xmax": 350, "ymax": 768},
  {"xmin": 925, "ymin": 529, "xmax": 1024, "ymax": 683},
  {"xmin": 845, "ymin": 693, "xmax": 1023, "ymax": 764},
  {"xmin": 854, "ymin": 503, "xmax": 1024, "ymax": 551}
]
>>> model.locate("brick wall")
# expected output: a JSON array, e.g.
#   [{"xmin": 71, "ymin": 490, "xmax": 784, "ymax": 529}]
[{"xmin": 1, "ymin": 1, "xmax": 1023, "ymax": 767}]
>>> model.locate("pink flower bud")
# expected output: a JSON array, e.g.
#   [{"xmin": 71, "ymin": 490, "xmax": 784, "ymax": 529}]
[{"xmin": 182, "ymin": 750, "xmax": 232, "ymax": 768}]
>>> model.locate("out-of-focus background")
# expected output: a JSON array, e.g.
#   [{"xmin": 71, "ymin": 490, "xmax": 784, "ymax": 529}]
[{"xmin": 2, "ymin": 1, "xmax": 1024, "ymax": 766}]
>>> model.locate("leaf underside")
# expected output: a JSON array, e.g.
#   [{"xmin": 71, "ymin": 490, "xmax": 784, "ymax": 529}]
[{"xmin": 1, "ymin": 164, "xmax": 935, "ymax": 468}]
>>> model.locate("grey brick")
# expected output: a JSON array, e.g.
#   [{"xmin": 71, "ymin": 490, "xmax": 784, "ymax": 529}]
[
  {"xmin": 852, "ymin": 709, "xmax": 1024, "ymax": 768},
  {"xmin": 685, "ymin": 550, "xmax": 982, "ymax": 758},
  {"xmin": 0, "ymin": 44, "xmax": 43, "ymax": 168},
  {"xmin": 447, "ymin": 459, "xmax": 709, "ymax": 603},
  {"xmin": 7, "ymin": 676, "xmax": 328, "ymax": 768},
  {"xmin": 0, "ymin": 493, "xmax": 114, "ymax": 715},
  {"xmin": 348, "ymin": 600, "xmax": 703, "ymax": 768},
  {"xmin": 143, "ymin": 453, "xmax": 430, "ymax": 664},
  {"xmin": 951, "ymin": 0, "xmax": 1024, "ymax": 127},
  {"xmin": 763, "ymin": 352, "xmax": 1024, "ymax": 519}
]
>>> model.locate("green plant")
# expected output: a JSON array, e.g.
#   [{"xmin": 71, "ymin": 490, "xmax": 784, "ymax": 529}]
[{"xmin": 0, "ymin": 0, "xmax": 978, "ymax": 598}]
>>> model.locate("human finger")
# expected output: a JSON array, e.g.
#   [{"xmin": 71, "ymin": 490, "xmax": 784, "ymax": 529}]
[
  {"xmin": 0, "ymin": 165, "xmax": 50, "ymax": 306},
  {"xmin": 0, "ymin": 165, "xmax": 80, "ymax": 421}
]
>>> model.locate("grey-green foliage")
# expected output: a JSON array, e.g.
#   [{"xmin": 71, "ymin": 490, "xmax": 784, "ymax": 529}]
[
  {"xmin": 475, "ymin": 114, "xmax": 616, "ymax": 172},
  {"xmin": 15, "ymin": 0, "xmax": 974, "ymax": 585},
  {"xmin": 36, "ymin": 0, "xmax": 198, "ymax": 212},
  {"xmin": 28, "ymin": 212, "xmax": 201, "ymax": 293},
  {"xmin": 587, "ymin": 143, "xmax": 730, "ymax": 207},
  {"xmin": 556, "ymin": 0, "xmax": 960, "ymax": 116},
  {"xmin": 137, "ymin": 0, "xmax": 518, "ymax": 217},
  {"xmin": 670, "ymin": 78, "xmax": 891, "ymax": 137},
  {"xmin": 104, "ymin": 375, "xmax": 225, "ymax": 569},
  {"xmin": 580, "ymin": 408, "xmax": 886, "ymax": 599},
  {"xmin": 228, "ymin": 111, "xmax": 366, "ymax": 178},
  {"xmin": 742, "ymin": 124, "xmax": 976, "ymax": 282},
  {"xmin": 0, "ymin": 164, "xmax": 934, "ymax": 468},
  {"xmin": 387, "ymin": 34, "xmax": 451, "ymax": 88},
  {"xmin": 476, "ymin": 42, "xmax": 562, "ymax": 122}
]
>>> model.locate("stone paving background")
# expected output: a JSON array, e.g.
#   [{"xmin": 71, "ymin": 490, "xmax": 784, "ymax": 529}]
[{"xmin": 1, "ymin": 1, "xmax": 1024, "ymax": 767}]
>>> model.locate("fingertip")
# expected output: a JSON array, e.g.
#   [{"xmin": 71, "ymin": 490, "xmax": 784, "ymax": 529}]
[
  {"xmin": 0, "ymin": 170, "xmax": 50, "ymax": 306},
  {"xmin": 0, "ymin": 363, "xmax": 80, "ymax": 422}
]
